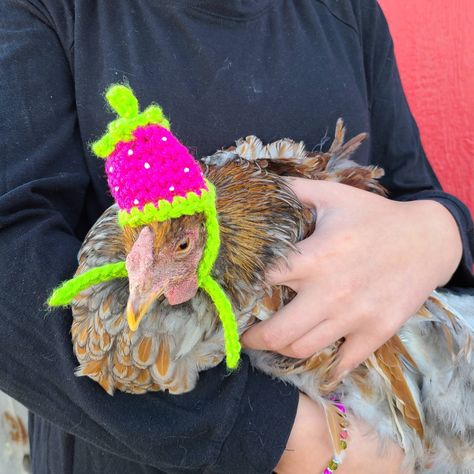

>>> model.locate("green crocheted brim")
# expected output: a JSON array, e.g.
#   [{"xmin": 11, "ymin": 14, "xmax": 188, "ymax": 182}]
[
  {"xmin": 91, "ymin": 85, "xmax": 170, "ymax": 158},
  {"xmin": 117, "ymin": 181, "xmax": 215, "ymax": 228}
]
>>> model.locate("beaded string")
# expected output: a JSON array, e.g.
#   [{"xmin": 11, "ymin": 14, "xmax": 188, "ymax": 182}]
[{"xmin": 322, "ymin": 399, "xmax": 349, "ymax": 474}]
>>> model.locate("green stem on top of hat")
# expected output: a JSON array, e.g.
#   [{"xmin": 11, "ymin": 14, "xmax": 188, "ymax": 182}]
[{"xmin": 92, "ymin": 84, "xmax": 171, "ymax": 158}]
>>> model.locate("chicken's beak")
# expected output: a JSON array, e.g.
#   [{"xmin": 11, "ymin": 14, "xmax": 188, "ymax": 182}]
[{"xmin": 126, "ymin": 289, "xmax": 164, "ymax": 332}]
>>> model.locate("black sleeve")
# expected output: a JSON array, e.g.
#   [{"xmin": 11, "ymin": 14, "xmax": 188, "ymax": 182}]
[
  {"xmin": 0, "ymin": 1, "xmax": 298, "ymax": 472},
  {"xmin": 356, "ymin": 1, "xmax": 474, "ymax": 287}
]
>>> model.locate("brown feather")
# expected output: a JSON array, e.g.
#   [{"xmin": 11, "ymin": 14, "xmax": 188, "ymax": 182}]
[
  {"xmin": 98, "ymin": 376, "xmax": 112, "ymax": 395},
  {"xmin": 155, "ymin": 339, "xmax": 171, "ymax": 377},
  {"xmin": 350, "ymin": 366, "xmax": 374, "ymax": 399},
  {"xmin": 373, "ymin": 337, "xmax": 424, "ymax": 439},
  {"xmin": 135, "ymin": 369, "xmax": 151, "ymax": 386},
  {"xmin": 136, "ymin": 337, "xmax": 153, "ymax": 365},
  {"xmin": 328, "ymin": 118, "xmax": 346, "ymax": 153},
  {"xmin": 417, "ymin": 304, "xmax": 433, "ymax": 319},
  {"xmin": 82, "ymin": 359, "xmax": 105, "ymax": 377}
]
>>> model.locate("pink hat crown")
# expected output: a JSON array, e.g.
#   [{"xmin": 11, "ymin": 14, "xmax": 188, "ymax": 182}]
[{"xmin": 106, "ymin": 124, "xmax": 206, "ymax": 212}]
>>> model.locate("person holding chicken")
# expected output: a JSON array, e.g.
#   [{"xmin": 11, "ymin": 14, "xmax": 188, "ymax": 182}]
[{"xmin": 0, "ymin": 1, "xmax": 473, "ymax": 473}]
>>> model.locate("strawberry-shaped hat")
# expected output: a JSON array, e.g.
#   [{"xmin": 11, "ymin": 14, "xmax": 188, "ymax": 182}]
[
  {"xmin": 92, "ymin": 85, "xmax": 211, "ymax": 229},
  {"xmin": 49, "ymin": 85, "xmax": 240, "ymax": 369}
]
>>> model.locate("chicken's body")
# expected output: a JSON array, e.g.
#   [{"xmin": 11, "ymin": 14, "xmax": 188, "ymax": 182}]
[{"xmin": 70, "ymin": 121, "xmax": 474, "ymax": 473}]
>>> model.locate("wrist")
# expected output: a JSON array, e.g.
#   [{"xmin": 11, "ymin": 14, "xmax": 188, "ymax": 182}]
[
  {"xmin": 408, "ymin": 199, "xmax": 463, "ymax": 286},
  {"xmin": 275, "ymin": 393, "xmax": 333, "ymax": 474}
]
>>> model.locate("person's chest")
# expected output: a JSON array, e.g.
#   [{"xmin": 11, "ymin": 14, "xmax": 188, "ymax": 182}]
[{"xmin": 69, "ymin": 0, "xmax": 371, "ymax": 222}]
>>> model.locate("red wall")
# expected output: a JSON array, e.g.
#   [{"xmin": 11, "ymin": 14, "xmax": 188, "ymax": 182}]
[{"xmin": 378, "ymin": 0, "xmax": 474, "ymax": 215}]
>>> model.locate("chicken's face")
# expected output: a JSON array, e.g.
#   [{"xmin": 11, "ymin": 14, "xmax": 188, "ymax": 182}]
[{"xmin": 123, "ymin": 215, "xmax": 206, "ymax": 331}]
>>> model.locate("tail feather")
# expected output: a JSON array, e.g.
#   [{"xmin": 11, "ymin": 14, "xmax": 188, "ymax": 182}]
[
  {"xmin": 327, "ymin": 132, "xmax": 369, "ymax": 169},
  {"xmin": 328, "ymin": 118, "xmax": 346, "ymax": 154}
]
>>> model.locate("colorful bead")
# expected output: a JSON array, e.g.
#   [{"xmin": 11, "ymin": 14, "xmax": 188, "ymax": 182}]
[
  {"xmin": 161, "ymin": 136, "xmax": 167, "ymax": 142},
  {"xmin": 321, "ymin": 399, "xmax": 349, "ymax": 474},
  {"xmin": 184, "ymin": 167, "xmax": 190, "ymax": 173},
  {"xmin": 127, "ymin": 149, "xmax": 134, "ymax": 156},
  {"xmin": 169, "ymin": 186, "xmax": 175, "ymax": 192},
  {"xmin": 144, "ymin": 162, "xmax": 150, "ymax": 169}
]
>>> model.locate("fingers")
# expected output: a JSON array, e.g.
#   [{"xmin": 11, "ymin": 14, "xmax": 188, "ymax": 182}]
[
  {"xmin": 331, "ymin": 331, "xmax": 380, "ymax": 380},
  {"xmin": 266, "ymin": 236, "xmax": 320, "ymax": 286},
  {"xmin": 284, "ymin": 177, "xmax": 319, "ymax": 208},
  {"xmin": 285, "ymin": 177, "xmax": 349, "ymax": 210},
  {"xmin": 276, "ymin": 319, "xmax": 348, "ymax": 359},
  {"xmin": 241, "ymin": 292, "xmax": 327, "ymax": 352}
]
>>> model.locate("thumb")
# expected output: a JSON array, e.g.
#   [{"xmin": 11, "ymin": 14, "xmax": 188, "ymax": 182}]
[{"xmin": 285, "ymin": 177, "xmax": 347, "ymax": 211}]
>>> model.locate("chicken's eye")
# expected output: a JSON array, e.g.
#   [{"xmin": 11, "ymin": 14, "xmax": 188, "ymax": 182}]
[{"xmin": 176, "ymin": 238, "xmax": 190, "ymax": 253}]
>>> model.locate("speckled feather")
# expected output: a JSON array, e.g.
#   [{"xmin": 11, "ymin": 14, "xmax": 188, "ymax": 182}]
[{"xmin": 70, "ymin": 120, "xmax": 474, "ymax": 472}]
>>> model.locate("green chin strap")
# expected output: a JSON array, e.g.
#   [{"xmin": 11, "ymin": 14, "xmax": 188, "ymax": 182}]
[
  {"xmin": 48, "ymin": 182, "xmax": 241, "ymax": 370},
  {"xmin": 47, "ymin": 261, "xmax": 128, "ymax": 307}
]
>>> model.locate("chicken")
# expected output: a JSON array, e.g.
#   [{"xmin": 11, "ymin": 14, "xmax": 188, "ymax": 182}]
[
  {"xmin": 0, "ymin": 392, "xmax": 29, "ymax": 474},
  {"xmin": 49, "ymin": 86, "xmax": 474, "ymax": 473}
]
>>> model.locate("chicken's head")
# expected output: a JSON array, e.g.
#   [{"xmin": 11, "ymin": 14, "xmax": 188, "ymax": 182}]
[{"xmin": 123, "ymin": 215, "xmax": 206, "ymax": 331}]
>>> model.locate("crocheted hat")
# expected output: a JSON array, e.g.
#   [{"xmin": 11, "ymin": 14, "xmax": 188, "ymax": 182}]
[
  {"xmin": 49, "ymin": 85, "xmax": 240, "ymax": 370},
  {"xmin": 92, "ymin": 85, "xmax": 212, "ymax": 229}
]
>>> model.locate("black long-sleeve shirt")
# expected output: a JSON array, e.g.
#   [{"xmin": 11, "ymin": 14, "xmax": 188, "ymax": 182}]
[{"xmin": 0, "ymin": 1, "xmax": 473, "ymax": 473}]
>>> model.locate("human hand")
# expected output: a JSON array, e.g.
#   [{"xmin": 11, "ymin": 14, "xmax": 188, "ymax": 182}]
[
  {"xmin": 242, "ymin": 178, "xmax": 462, "ymax": 377},
  {"xmin": 275, "ymin": 393, "xmax": 409, "ymax": 474}
]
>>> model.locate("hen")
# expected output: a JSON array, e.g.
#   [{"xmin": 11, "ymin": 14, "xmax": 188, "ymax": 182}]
[{"xmin": 50, "ymin": 86, "xmax": 474, "ymax": 473}]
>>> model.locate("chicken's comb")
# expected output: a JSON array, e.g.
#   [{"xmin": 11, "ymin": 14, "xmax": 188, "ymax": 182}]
[{"xmin": 91, "ymin": 84, "xmax": 170, "ymax": 158}]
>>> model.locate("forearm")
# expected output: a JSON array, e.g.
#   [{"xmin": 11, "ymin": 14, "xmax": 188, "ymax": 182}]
[{"xmin": 275, "ymin": 394, "xmax": 333, "ymax": 473}]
